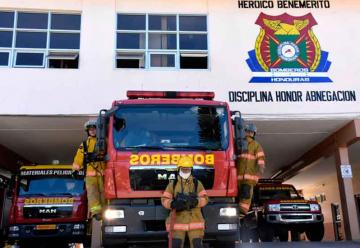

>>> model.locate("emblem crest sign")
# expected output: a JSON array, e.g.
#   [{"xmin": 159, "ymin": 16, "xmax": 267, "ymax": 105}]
[{"xmin": 246, "ymin": 13, "xmax": 332, "ymax": 83}]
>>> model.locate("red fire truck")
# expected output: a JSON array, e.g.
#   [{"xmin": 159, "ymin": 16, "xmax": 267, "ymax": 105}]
[
  {"xmin": 7, "ymin": 165, "xmax": 89, "ymax": 248},
  {"xmin": 96, "ymin": 91, "xmax": 246, "ymax": 247}
]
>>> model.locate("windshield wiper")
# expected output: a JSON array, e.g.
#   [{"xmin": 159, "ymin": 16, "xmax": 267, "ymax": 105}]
[
  {"xmin": 20, "ymin": 193, "xmax": 47, "ymax": 197},
  {"xmin": 164, "ymin": 145, "xmax": 218, "ymax": 151},
  {"xmin": 124, "ymin": 145, "xmax": 172, "ymax": 150},
  {"xmin": 48, "ymin": 193, "xmax": 75, "ymax": 196}
]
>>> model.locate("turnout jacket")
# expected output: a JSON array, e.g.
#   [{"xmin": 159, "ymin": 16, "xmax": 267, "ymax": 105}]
[
  {"xmin": 237, "ymin": 136, "xmax": 265, "ymax": 182},
  {"xmin": 161, "ymin": 176, "xmax": 208, "ymax": 231},
  {"xmin": 72, "ymin": 136, "xmax": 106, "ymax": 176}
]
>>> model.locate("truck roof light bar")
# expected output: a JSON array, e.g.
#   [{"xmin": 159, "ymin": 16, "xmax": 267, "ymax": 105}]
[
  {"xmin": 258, "ymin": 178, "xmax": 284, "ymax": 184},
  {"xmin": 127, "ymin": 91, "xmax": 215, "ymax": 100}
]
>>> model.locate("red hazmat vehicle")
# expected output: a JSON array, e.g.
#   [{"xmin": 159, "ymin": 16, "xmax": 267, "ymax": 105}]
[
  {"xmin": 7, "ymin": 165, "xmax": 89, "ymax": 247},
  {"xmin": 96, "ymin": 91, "xmax": 246, "ymax": 248}
]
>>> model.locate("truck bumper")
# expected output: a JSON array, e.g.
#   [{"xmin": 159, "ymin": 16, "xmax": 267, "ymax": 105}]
[
  {"xmin": 102, "ymin": 202, "xmax": 239, "ymax": 246},
  {"xmin": 266, "ymin": 213, "xmax": 324, "ymax": 224},
  {"xmin": 7, "ymin": 222, "xmax": 87, "ymax": 242}
]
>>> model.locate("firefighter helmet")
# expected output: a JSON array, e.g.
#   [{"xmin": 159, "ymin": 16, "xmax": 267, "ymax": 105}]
[
  {"xmin": 84, "ymin": 119, "xmax": 97, "ymax": 130},
  {"xmin": 245, "ymin": 123, "xmax": 257, "ymax": 134},
  {"xmin": 177, "ymin": 156, "xmax": 194, "ymax": 168}
]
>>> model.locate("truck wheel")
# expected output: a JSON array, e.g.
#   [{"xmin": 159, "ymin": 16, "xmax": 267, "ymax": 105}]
[
  {"xmin": 258, "ymin": 223, "xmax": 274, "ymax": 242},
  {"xmin": 278, "ymin": 229, "xmax": 288, "ymax": 242},
  {"xmin": 291, "ymin": 230, "xmax": 300, "ymax": 241},
  {"xmin": 215, "ymin": 241, "xmax": 236, "ymax": 248},
  {"xmin": 305, "ymin": 223, "xmax": 324, "ymax": 241}
]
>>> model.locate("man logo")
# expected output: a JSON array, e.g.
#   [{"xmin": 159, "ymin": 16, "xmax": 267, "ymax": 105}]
[
  {"xmin": 138, "ymin": 211, "xmax": 145, "ymax": 216},
  {"xmin": 292, "ymin": 205, "xmax": 298, "ymax": 210},
  {"xmin": 157, "ymin": 173, "xmax": 176, "ymax": 180},
  {"xmin": 39, "ymin": 208, "xmax": 57, "ymax": 214}
]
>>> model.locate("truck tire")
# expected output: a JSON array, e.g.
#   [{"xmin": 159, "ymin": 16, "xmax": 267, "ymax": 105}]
[
  {"xmin": 290, "ymin": 230, "xmax": 300, "ymax": 241},
  {"xmin": 258, "ymin": 222, "xmax": 274, "ymax": 242},
  {"xmin": 305, "ymin": 223, "xmax": 324, "ymax": 241},
  {"xmin": 278, "ymin": 229, "xmax": 288, "ymax": 242},
  {"xmin": 215, "ymin": 241, "xmax": 236, "ymax": 248}
]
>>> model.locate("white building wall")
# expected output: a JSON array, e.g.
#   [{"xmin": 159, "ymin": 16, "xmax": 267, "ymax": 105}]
[{"xmin": 0, "ymin": 0, "xmax": 359, "ymax": 117}]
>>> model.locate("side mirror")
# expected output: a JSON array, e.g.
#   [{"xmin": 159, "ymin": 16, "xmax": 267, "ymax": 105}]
[
  {"xmin": 96, "ymin": 109, "xmax": 108, "ymax": 156},
  {"xmin": 234, "ymin": 114, "xmax": 247, "ymax": 154},
  {"xmin": 6, "ymin": 175, "xmax": 16, "ymax": 198}
]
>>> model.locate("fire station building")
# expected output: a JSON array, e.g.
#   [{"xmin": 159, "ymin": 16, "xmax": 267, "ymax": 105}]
[{"xmin": 0, "ymin": 0, "xmax": 360, "ymax": 242}]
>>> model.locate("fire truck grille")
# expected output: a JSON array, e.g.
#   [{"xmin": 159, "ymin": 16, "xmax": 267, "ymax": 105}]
[
  {"xmin": 129, "ymin": 165, "xmax": 214, "ymax": 191},
  {"xmin": 23, "ymin": 205, "xmax": 73, "ymax": 219}
]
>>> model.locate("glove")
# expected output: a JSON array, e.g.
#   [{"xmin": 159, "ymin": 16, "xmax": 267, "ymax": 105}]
[
  {"xmin": 188, "ymin": 192, "xmax": 199, "ymax": 209},
  {"xmin": 170, "ymin": 196, "xmax": 187, "ymax": 212}
]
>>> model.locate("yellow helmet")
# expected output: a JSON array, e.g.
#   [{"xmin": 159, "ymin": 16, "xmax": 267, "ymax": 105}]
[{"xmin": 177, "ymin": 156, "xmax": 194, "ymax": 168}]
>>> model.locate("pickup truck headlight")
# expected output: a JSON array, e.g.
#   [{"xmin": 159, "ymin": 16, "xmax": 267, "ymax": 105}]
[
  {"xmin": 267, "ymin": 204, "xmax": 280, "ymax": 212},
  {"xmin": 219, "ymin": 207, "xmax": 237, "ymax": 217},
  {"xmin": 104, "ymin": 209, "xmax": 124, "ymax": 220},
  {"xmin": 310, "ymin": 204, "xmax": 320, "ymax": 211}
]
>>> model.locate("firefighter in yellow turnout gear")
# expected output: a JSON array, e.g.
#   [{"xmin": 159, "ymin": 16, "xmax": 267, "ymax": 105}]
[
  {"xmin": 161, "ymin": 156, "xmax": 208, "ymax": 248},
  {"xmin": 73, "ymin": 120, "xmax": 106, "ymax": 220},
  {"xmin": 237, "ymin": 123, "xmax": 265, "ymax": 218}
]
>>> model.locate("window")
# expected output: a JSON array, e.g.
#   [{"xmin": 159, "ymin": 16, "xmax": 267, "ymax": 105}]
[
  {"xmin": 116, "ymin": 52, "xmax": 145, "ymax": 68},
  {"xmin": 0, "ymin": 11, "xmax": 14, "ymax": 28},
  {"xmin": 47, "ymin": 52, "xmax": 78, "ymax": 69},
  {"xmin": 0, "ymin": 11, "xmax": 81, "ymax": 69},
  {"xmin": 0, "ymin": 51, "xmax": 9, "ymax": 66},
  {"xmin": 116, "ymin": 14, "xmax": 208, "ymax": 69},
  {"xmin": 0, "ymin": 31, "xmax": 13, "ymax": 47},
  {"xmin": 15, "ymin": 52, "xmax": 44, "ymax": 67},
  {"xmin": 150, "ymin": 54, "xmax": 175, "ymax": 68}
]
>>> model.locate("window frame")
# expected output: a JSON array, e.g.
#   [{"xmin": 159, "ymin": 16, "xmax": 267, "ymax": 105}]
[
  {"xmin": 116, "ymin": 13, "xmax": 209, "ymax": 70},
  {"xmin": 0, "ymin": 10, "xmax": 81, "ymax": 69}
]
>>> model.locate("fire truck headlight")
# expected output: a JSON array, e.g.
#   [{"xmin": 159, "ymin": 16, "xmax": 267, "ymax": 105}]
[
  {"xmin": 267, "ymin": 204, "xmax": 280, "ymax": 212},
  {"xmin": 310, "ymin": 204, "xmax": 320, "ymax": 211},
  {"xmin": 104, "ymin": 209, "xmax": 124, "ymax": 220},
  {"xmin": 9, "ymin": 226, "xmax": 19, "ymax": 232},
  {"xmin": 219, "ymin": 207, "xmax": 237, "ymax": 217},
  {"xmin": 73, "ymin": 224, "xmax": 85, "ymax": 230}
]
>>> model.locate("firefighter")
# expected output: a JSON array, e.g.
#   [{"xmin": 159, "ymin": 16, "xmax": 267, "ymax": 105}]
[
  {"xmin": 237, "ymin": 123, "xmax": 265, "ymax": 219},
  {"xmin": 72, "ymin": 120, "xmax": 106, "ymax": 220},
  {"xmin": 161, "ymin": 156, "xmax": 208, "ymax": 248}
]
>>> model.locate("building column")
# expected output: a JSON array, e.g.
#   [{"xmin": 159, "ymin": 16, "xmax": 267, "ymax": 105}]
[{"xmin": 335, "ymin": 146, "xmax": 360, "ymax": 240}]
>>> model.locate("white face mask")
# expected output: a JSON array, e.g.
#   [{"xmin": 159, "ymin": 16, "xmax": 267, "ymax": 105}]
[{"xmin": 179, "ymin": 170, "xmax": 191, "ymax": 179}]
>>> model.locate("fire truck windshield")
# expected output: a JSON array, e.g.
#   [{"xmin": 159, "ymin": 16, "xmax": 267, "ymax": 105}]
[
  {"xmin": 113, "ymin": 105, "xmax": 229, "ymax": 151},
  {"xmin": 19, "ymin": 178, "xmax": 84, "ymax": 197}
]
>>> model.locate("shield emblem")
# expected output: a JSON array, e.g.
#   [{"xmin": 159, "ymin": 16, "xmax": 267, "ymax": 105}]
[
  {"xmin": 246, "ymin": 12, "xmax": 332, "ymax": 82},
  {"xmin": 256, "ymin": 13, "xmax": 320, "ymax": 71}
]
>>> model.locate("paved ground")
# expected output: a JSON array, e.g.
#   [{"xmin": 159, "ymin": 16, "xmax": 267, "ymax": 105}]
[
  {"xmin": 124, "ymin": 241, "xmax": 360, "ymax": 248},
  {"xmin": 238, "ymin": 241, "xmax": 360, "ymax": 248}
]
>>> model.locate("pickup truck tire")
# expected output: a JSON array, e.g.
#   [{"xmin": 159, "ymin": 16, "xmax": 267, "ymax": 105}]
[
  {"xmin": 258, "ymin": 222, "xmax": 274, "ymax": 242},
  {"xmin": 305, "ymin": 223, "xmax": 324, "ymax": 241},
  {"xmin": 278, "ymin": 229, "xmax": 288, "ymax": 242},
  {"xmin": 291, "ymin": 230, "xmax": 300, "ymax": 241},
  {"xmin": 215, "ymin": 241, "xmax": 236, "ymax": 248}
]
